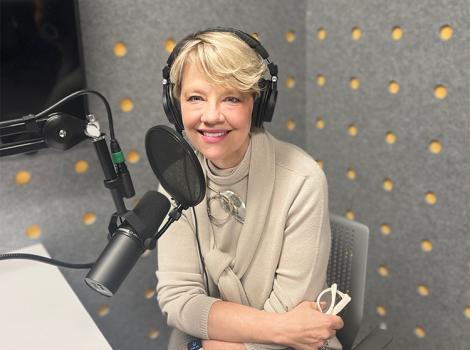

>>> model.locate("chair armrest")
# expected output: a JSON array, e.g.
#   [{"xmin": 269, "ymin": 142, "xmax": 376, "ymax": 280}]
[{"xmin": 352, "ymin": 326, "xmax": 393, "ymax": 350}]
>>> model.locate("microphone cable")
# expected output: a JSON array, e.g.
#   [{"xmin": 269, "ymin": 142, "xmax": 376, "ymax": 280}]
[
  {"xmin": 1, "ymin": 90, "xmax": 114, "ymax": 270},
  {"xmin": 0, "ymin": 89, "xmax": 115, "ymax": 139},
  {"xmin": 193, "ymin": 207, "xmax": 210, "ymax": 294},
  {"xmin": 0, "ymin": 253, "xmax": 94, "ymax": 269}
]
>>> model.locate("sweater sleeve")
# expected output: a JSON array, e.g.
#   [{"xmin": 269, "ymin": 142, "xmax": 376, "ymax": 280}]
[
  {"xmin": 245, "ymin": 169, "xmax": 332, "ymax": 350},
  {"xmin": 156, "ymin": 198, "xmax": 219, "ymax": 339}
]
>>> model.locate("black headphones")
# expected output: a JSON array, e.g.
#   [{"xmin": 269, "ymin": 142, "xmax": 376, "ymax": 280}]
[{"xmin": 162, "ymin": 27, "xmax": 278, "ymax": 133}]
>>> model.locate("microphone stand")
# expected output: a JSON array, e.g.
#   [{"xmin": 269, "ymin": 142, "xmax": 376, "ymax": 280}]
[
  {"xmin": 0, "ymin": 90, "xmax": 144, "ymax": 269},
  {"xmin": 144, "ymin": 203, "xmax": 185, "ymax": 250},
  {"xmin": 0, "ymin": 90, "xmax": 188, "ymax": 273}
]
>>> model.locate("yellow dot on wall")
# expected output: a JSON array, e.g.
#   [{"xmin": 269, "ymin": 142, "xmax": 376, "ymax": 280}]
[
  {"xmin": 385, "ymin": 131, "xmax": 397, "ymax": 144},
  {"xmin": 383, "ymin": 178, "xmax": 394, "ymax": 192},
  {"xmin": 286, "ymin": 76, "xmax": 295, "ymax": 88},
  {"xmin": 148, "ymin": 328, "xmax": 160, "ymax": 339},
  {"xmin": 164, "ymin": 38, "xmax": 176, "ymax": 53},
  {"xmin": 317, "ymin": 27, "xmax": 327, "ymax": 40},
  {"xmin": 75, "ymin": 160, "xmax": 89, "ymax": 174},
  {"xmin": 425, "ymin": 192, "xmax": 437, "ymax": 205},
  {"xmin": 434, "ymin": 85, "xmax": 447, "ymax": 100},
  {"xmin": 316, "ymin": 117, "xmax": 325, "ymax": 129},
  {"xmin": 392, "ymin": 26, "xmax": 403, "ymax": 40},
  {"xmin": 421, "ymin": 239, "xmax": 433, "ymax": 252},
  {"xmin": 251, "ymin": 32, "xmax": 259, "ymax": 40},
  {"xmin": 429, "ymin": 140, "xmax": 442, "ymax": 154},
  {"xmin": 414, "ymin": 326, "xmax": 426, "ymax": 338},
  {"xmin": 26, "ymin": 224, "xmax": 41, "ymax": 239},
  {"xmin": 464, "ymin": 306, "xmax": 470, "ymax": 319},
  {"xmin": 350, "ymin": 77, "xmax": 360, "ymax": 90},
  {"xmin": 97, "ymin": 304, "xmax": 110, "ymax": 317},
  {"xmin": 317, "ymin": 160, "xmax": 324, "ymax": 168},
  {"xmin": 113, "ymin": 42, "xmax": 127, "ymax": 57},
  {"xmin": 346, "ymin": 168, "xmax": 357, "ymax": 180},
  {"xmin": 439, "ymin": 25, "xmax": 453, "ymax": 41},
  {"xmin": 417, "ymin": 284, "xmax": 429, "ymax": 296},
  {"xmin": 127, "ymin": 150, "xmax": 140, "ymax": 164},
  {"xmin": 16, "ymin": 170, "xmax": 31, "ymax": 185},
  {"xmin": 388, "ymin": 81, "xmax": 400, "ymax": 94},
  {"xmin": 286, "ymin": 118, "xmax": 296, "ymax": 131},
  {"xmin": 120, "ymin": 97, "xmax": 134, "ymax": 112},
  {"xmin": 352, "ymin": 27, "xmax": 361, "ymax": 40},
  {"xmin": 286, "ymin": 31, "xmax": 296, "ymax": 43},
  {"xmin": 144, "ymin": 288, "xmax": 155, "ymax": 299},
  {"xmin": 346, "ymin": 210, "xmax": 355, "ymax": 220},
  {"xmin": 317, "ymin": 74, "xmax": 326, "ymax": 87},
  {"xmin": 376, "ymin": 305, "xmax": 387, "ymax": 316},
  {"xmin": 378, "ymin": 265, "xmax": 389, "ymax": 277},
  {"xmin": 82, "ymin": 212, "xmax": 97, "ymax": 226},
  {"xmin": 348, "ymin": 124, "xmax": 358, "ymax": 136},
  {"xmin": 381, "ymin": 224, "xmax": 392, "ymax": 236}
]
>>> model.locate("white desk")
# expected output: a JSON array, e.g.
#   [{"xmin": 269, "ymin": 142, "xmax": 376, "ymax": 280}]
[{"xmin": 0, "ymin": 243, "xmax": 112, "ymax": 350}]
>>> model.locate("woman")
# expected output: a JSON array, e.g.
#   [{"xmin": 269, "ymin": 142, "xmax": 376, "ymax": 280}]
[{"xmin": 156, "ymin": 28, "xmax": 343, "ymax": 350}]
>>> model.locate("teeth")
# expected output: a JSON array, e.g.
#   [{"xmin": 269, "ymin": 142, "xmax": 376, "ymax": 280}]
[{"xmin": 203, "ymin": 131, "xmax": 226, "ymax": 137}]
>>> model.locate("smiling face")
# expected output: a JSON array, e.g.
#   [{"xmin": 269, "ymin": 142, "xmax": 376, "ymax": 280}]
[{"xmin": 180, "ymin": 61, "xmax": 254, "ymax": 169}]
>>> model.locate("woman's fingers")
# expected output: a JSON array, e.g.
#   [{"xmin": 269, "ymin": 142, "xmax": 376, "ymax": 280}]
[
  {"xmin": 331, "ymin": 315, "xmax": 344, "ymax": 330},
  {"xmin": 311, "ymin": 301, "xmax": 325, "ymax": 311},
  {"xmin": 285, "ymin": 300, "xmax": 344, "ymax": 349}
]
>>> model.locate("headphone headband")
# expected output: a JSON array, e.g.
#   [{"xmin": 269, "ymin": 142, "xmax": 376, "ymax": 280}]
[{"xmin": 164, "ymin": 27, "xmax": 277, "ymax": 79}]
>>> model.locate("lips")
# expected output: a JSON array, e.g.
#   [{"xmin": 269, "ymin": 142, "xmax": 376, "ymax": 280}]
[
  {"xmin": 198, "ymin": 130, "xmax": 230, "ymax": 136},
  {"xmin": 197, "ymin": 129, "xmax": 231, "ymax": 143}
]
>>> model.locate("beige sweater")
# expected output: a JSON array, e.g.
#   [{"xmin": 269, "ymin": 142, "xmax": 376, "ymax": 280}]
[{"xmin": 156, "ymin": 129, "xmax": 341, "ymax": 349}]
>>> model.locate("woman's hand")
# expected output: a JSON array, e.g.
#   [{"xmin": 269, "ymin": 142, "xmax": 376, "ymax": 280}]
[{"xmin": 277, "ymin": 301, "xmax": 344, "ymax": 350}]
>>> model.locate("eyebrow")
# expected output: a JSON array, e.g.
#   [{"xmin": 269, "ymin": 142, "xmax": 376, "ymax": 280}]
[
  {"xmin": 182, "ymin": 88, "xmax": 207, "ymax": 96},
  {"xmin": 182, "ymin": 88, "xmax": 243, "ymax": 96}
]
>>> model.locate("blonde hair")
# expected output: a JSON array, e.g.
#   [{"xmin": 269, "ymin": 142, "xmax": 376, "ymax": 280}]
[{"xmin": 169, "ymin": 31, "xmax": 267, "ymax": 100}]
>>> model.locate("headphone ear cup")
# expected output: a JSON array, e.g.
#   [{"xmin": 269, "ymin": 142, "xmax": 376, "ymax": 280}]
[
  {"xmin": 252, "ymin": 95, "xmax": 261, "ymax": 127},
  {"xmin": 163, "ymin": 83, "xmax": 184, "ymax": 132},
  {"xmin": 258, "ymin": 79, "xmax": 272, "ymax": 125},
  {"xmin": 252, "ymin": 79, "xmax": 270, "ymax": 128},
  {"xmin": 173, "ymin": 99, "xmax": 183, "ymax": 131},
  {"xmin": 263, "ymin": 87, "xmax": 277, "ymax": 123},
  {"xmin": 163, "ymin": 84, "xmax": 176, "ymax": 125}
]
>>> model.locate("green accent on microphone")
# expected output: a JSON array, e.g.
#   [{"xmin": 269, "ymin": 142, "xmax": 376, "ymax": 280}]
[{"xmin": 112, "ymin": 151, "xmax": 125, "ymax": 164}]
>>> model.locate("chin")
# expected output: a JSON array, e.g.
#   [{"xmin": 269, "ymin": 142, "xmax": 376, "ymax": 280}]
[{"xmin": 199, "ymin": 148, "xmax": 224, "ymax": 163}]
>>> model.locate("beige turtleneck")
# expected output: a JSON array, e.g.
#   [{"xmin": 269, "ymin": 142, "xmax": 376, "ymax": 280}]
[{"xmin": 156, "ymin": 129, "xmax": 341, "ymax": 350}]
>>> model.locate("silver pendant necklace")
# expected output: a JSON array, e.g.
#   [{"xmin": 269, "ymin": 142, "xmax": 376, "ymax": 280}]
[{"xmin": 206, "ymin": 183, "xmax": 246, "ymax": 225}]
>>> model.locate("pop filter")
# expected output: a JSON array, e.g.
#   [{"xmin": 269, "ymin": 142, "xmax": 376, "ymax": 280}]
[{"xmin": 145, "ymin": 125, "xmax": 205, "ymax": 208}]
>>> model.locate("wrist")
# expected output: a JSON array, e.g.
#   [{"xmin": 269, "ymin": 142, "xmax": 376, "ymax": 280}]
[{"xmin": 271, "ymin": 312, "xmax": 289, "ymax": 346}]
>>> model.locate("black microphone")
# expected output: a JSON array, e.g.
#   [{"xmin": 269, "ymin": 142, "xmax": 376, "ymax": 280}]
[{"xmin": 85, "ymin": 191, "xmax": 170, "ymax": 296}]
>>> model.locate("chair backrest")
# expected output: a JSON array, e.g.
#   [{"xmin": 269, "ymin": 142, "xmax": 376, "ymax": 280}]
[{"xmin": 328, "ymin": 214, "xmax": 369, "ymax": 350}]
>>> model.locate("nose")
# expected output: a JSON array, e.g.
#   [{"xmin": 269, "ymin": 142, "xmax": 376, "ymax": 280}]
[{"xmin": 201, "ymin": 100, "xmax": 224, "ymax": 125}]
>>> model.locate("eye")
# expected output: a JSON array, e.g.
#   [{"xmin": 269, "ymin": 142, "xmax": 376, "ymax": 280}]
[
  {"xmin": 225, "ymin": 96, "xmax": 241, "ymax": 103},
  {"xmin": 187, "ymin": 95, "xmax": 203, "ymax": 102}
]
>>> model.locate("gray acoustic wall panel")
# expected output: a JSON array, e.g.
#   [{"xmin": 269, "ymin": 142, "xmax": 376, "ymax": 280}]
[
  {"xmin": 3, "ymin": 0, "xmax": 470, "ymax": 349},
  {"xmin": 0, "ymin": 1, "xmax": 306, "ymax": 349},
  {"xmin": 306, "ymin": 0, "xmax": 470, "ymax": 349}
]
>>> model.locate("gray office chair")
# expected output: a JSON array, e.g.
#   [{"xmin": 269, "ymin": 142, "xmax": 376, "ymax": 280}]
[{"xmin": 328, "ymin": 214, "xmax": 393, "ymax": 350}]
